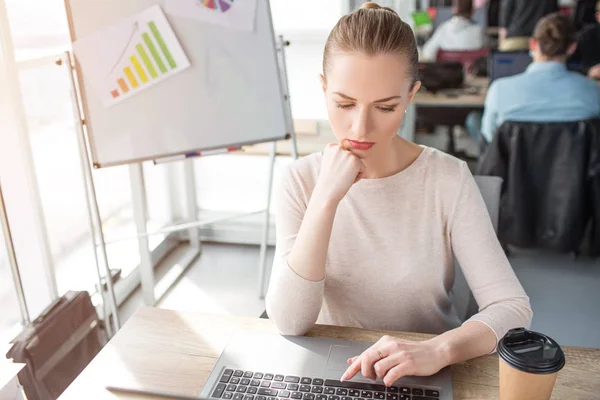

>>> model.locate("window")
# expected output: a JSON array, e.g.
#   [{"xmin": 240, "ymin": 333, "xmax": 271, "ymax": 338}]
[
  {"xmin": 0, "ymin": 223, "xmax": 23, "ymax": 343},
  {"xmin": 2, "ymin": 0, "xmax": 177, "ymax": 314}
]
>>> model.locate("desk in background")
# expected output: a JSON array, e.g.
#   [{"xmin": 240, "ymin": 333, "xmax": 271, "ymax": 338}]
[
  {"xmin": 405, "ymin": 77, "xmax": 489, "ymax": 157},
  {"xmin": 60, "ymin": 307, "xmax": 600, "ymax": 400}
]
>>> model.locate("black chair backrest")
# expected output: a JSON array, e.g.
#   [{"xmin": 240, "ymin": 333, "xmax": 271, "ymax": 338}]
[{"xmin": 477, "ymin": 118, "xmax": 600, "ymax": 253}]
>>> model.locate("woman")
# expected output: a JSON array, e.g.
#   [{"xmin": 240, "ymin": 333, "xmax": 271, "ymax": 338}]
[
  {"xmin": 265, "ymin": 2, "xmax": 532, "ymax": 386},
  {"xmin": 481, "ymin": 12, "xmax": 600, "ymax": 143}
]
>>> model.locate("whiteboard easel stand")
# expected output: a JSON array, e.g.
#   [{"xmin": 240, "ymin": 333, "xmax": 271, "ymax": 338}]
[
  {"xmin": 127, "ymin": 154, "xmax": 202, "ymax": 307},
  {"xmin": 59, "ymin": 51, "xmax": 120, "ymax": 335},
  {"xmin": 257, "ymin": 36, "xmax": 299, "ymax": 300},
  {"xmin": 60, "ymin": 32, "xmax": 297, "ymax": 334}
]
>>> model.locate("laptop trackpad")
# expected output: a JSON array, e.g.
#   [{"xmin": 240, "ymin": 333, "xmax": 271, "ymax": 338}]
[{"xmin": 325, "ymin": 345, "xmax": 363, "ymax": 372}]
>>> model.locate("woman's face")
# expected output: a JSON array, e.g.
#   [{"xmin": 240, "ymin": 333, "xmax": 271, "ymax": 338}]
[{"xmin": 321, "ymin": 52, "xmax": 420, "ymax": 157}]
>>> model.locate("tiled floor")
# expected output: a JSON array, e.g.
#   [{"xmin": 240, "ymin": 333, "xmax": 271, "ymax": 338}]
[{"xmin": 120, "ymin": 242, "xmax": 600, "ymax": 349}]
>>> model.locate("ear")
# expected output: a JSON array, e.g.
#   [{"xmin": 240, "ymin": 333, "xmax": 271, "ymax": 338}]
[
  {"xmin": 320, "ymin": 74, "xmax": 327, "ymax": 94},
  {"xmin": 529, "ymin": 37, "xmax": 537, "ymax": 53},
  {"xmin": 567, "ymin": 42, "xmax": 577, "ymax": 57},
  {"xmin": 408, "ymin": 81, "xmax": 422, "ymax": 103}
]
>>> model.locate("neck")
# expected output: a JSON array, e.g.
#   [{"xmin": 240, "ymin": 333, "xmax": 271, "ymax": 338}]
[
  {"xmin": 360, "ymin": 137, "xmax": 421, "ymax": 179},
  {"xmin": 534, "ymin": 55, "xmax": 566, "ymax": 63}
]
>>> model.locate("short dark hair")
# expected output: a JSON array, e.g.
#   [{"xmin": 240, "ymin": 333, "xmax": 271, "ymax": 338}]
[
  {"xmin": 454, "ymin": 0, "xmax": 473, "ymax": 18},
  {"xmin": 533, "ymin": 13, "xmax": 575, "ymax": 58}
]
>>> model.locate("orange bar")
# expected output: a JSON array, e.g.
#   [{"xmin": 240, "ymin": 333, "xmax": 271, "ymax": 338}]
[{"xmin": 118, "ymin": 78, "xmax": 129, "ymax": 93}]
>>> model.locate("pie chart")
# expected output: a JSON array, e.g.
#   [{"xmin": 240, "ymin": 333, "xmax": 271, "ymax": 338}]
[{"xmin": 202, "ymin": 0, "xmax": 234, "ymax": 12}]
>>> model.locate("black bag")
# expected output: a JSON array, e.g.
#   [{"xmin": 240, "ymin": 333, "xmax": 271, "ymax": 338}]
[
  {"xmin": 6, "ymin": 291, "xmax": 106, "ymax": 400},
  {"xmin": 418, "ymin": 62, "xmax": 464, "ymax": 93}
]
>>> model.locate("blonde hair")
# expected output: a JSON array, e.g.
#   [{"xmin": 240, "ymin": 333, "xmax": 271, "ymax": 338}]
[{"xmin": 323, "ymin": 2, "xmax": 419, "ymax": 85}]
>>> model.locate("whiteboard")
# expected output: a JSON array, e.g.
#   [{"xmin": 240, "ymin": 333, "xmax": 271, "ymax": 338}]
[{"xmin": 66, "ymin": 0, "xmax": 289, "ymax": 167}]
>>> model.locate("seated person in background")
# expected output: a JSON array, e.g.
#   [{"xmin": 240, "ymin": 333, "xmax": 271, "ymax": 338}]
[
  {"xmin": 499, "ymin": 0, "xmax": 558, "ymax": 51},
  {"xmin": 421, "ymin": 0, "xmax": 484, "ymax": 60},
  {"xmin": 569, "ymin": 0, "xmax": 600, "ymax": 79},
  {"xmin": 480, "ymin": 13, "xmax": 600, "ymax": 143}
]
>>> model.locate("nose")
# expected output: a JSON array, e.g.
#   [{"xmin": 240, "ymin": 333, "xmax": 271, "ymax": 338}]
[{"xmin": 350, "ymin": 106, "xmax": 370, "ymax": 139}]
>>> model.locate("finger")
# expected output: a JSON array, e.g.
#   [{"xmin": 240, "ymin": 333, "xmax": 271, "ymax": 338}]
[
  {"xmin": 373, "ymin": 352, "xmax": 399, "ymax": 380},
  {"xmin": 361, "ymin": 354, "xmax": 377, "ymax": 380},
  {"xmin": 382, "ymin": 363, "xmax": 412, "ymax": 387},
  {"xmin": 341, "ymin": 356, "xmax": 362, "ymax": 381},
  {"xmin": 361, "ymin": 347, "xmax": 387, "ymax": 380},
  {"xmin": 347, "ymin": 356, "xmax": 359, "ymax": 365},
  {"xmin": 340, "ymin": 139, "xmax": 351, "ymax": 151}
]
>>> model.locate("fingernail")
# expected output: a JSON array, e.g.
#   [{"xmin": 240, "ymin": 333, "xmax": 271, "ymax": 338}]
[{"xmin": 340, "ymin": 374, "xmax": 346, "ymax": 382}]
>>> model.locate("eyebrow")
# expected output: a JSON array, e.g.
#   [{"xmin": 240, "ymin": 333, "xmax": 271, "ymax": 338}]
[{"xmin": 332, "ymin": 92, "xmax": 402, "ymax": 103}]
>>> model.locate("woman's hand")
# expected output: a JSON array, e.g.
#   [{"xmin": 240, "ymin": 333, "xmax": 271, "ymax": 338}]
[
  {"xmin": 314, "ymin": 142, "xmax": 365, "ymax": 205},
  {"xmin": 341, "ymin": 335, "xmax": 449, "ymax": 387}
]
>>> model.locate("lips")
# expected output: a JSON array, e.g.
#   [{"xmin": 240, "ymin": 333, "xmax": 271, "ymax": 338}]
[{"xmin": 347, "ymin": 140, "xmax": 375, "ymax": 150}]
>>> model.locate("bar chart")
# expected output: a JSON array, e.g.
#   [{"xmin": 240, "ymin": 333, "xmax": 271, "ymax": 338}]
[
  {"xmin": 109, "ymin": 20, "xmax": 179, "ymax": 99},
  {"xmin": 73, "ymin": 5, "xmax": 190, "ymax": 107}
]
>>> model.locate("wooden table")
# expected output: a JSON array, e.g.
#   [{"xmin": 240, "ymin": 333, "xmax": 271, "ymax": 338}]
[{"xmin": 60, "ymin": 307, "xmax": 600, "ymax": 400}]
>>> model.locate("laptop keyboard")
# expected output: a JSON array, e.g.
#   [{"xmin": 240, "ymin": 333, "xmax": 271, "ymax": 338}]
[{"xmin": 210, "ymin": 369, "xmax": 441, "ymax": 400}]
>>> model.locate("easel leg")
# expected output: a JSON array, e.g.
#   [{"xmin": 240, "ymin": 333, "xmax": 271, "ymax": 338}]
[
  {"xmin": 184, "ymin": 159, "xmax": 201, "ymax": 251},
  {"xmin": 258, "ymin": 141, "xmax": 277, "ymax": 299},
  {"xmin": 62, "ymin": 51, "xmax": 119, "ymax": 335},
  {"xmin": 129, "ymin": 163, "xmax": 155, "ymax": 306}
]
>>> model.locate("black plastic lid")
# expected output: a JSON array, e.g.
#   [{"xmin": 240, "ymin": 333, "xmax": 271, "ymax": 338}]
[{"xmin": 498, "ymin": 328, "xmax": 565, "ymax": 374}]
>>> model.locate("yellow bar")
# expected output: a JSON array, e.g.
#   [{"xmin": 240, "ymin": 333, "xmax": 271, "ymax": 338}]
[
  {"xmin": 124, "ymin": 66, "xmax": 139, "ymax": 88},
  {"xmin": 130, "ymin": 55, "xmax": 149, "ymax": 83},
  {"xmin": 118, "ymin": 78, "xmax": 129, "ymax": 93}
]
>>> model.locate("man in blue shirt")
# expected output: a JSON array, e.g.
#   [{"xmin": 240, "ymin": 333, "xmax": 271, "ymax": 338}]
[{"xmin": 480, "ymin": 13, "xmax": 600, "ymax": 143}]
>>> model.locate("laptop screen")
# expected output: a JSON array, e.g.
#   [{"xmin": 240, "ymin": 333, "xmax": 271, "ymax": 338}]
[{"xmin": 489, "ymin": 52, "xmax": 533, "ymax": 81}]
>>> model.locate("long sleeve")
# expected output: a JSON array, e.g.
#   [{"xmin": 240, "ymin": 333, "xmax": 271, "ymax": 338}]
[
  {"xmin": 481, "ymin": 81, "xmax": 500, "ymax": 143},
  {"xmin": 421, "ymin": 28, "xmax": 443, "ymax": 61},
  {"xmin": 265, "ymin": 166, "xmax": 325, "ymax": 336},
  {"xmin": 449, "ymin": 163, "xmax": 533, "ymax": 346}
]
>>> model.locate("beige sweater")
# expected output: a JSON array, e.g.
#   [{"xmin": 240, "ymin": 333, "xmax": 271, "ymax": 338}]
[{"xmin": 265, "ymin": 147, "xmax": 532, "ymax": 342}]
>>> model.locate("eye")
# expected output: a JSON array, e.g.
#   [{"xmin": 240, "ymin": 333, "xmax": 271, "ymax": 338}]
[
  {"xmin": 335, "ymin": 103, "xmax": 354, "ymax": 109},
  {"xmin": 376, "ymin": 106, "xmax": 396, "ymax": 113}
]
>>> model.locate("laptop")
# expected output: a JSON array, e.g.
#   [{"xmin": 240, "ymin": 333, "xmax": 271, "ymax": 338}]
[
  {"xmin": 488, "ymin": 51, "xmax": 532, "ymax": 82},
  {"xmin": 199, "ymin": 331, "xmax": 453, "ymax": 400}
]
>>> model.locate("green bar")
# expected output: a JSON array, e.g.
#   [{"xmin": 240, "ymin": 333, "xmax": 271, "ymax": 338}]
[
  {"xmin": 142, "ymin": 32, "xmax": 167, "ymax": 74},
  {"xmin": 136, "ymin": 44, "xmax": 158, "ymax": 79},
  {"xmin": 148, "ymin": 21, "xmax": 177, "ymax": 69}
]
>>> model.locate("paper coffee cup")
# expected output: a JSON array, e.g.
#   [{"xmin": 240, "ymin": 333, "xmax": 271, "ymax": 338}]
[{"xmin": 498, "ymin": 328, "xmax": 565, "ymax": 400}]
